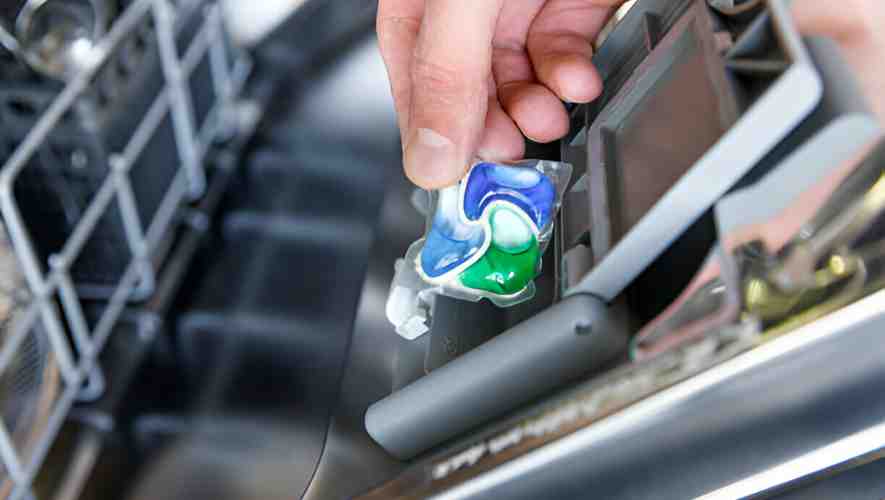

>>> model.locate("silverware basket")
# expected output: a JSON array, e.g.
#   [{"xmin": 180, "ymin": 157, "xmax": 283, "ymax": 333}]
[{"xmin": 0, "ymin": 0, "xmax": 251, "ymax": 497}]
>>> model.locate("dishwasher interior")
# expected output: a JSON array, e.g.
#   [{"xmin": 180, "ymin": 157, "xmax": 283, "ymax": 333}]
[{"xmin": 0, "ymin": 1, "xmax": 883, "ymax": 499}]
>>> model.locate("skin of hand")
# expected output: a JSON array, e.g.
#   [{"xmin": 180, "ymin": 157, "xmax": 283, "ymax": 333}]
[
  {"xmin": 377, "ymin": 0, "xmax": 885, "ymax": 190},
  {"xmin": 792, "ymin": 0, "xmax": 885, "ymax": 121}
]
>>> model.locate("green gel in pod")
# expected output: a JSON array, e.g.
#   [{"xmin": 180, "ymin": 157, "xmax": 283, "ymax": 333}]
[{"xmin": 459, "ymin": 207, "xmax": 540, "ymax": 295}]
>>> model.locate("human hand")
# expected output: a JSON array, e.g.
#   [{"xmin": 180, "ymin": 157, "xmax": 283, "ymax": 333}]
[
  {"xmin": 793, "ymin": 0, "xmax": 885, "ymax": 121},
  {"xmin": 378, "ymin": 0, "xmax": 885, "ymax": 190},
  {"xmin": 377, "ymin": 0, "xmax": 624, "ymax": 189}
]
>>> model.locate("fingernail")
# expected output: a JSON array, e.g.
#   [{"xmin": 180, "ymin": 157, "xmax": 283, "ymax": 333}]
[
  {"xmin": 404, "ymin": 128, "xmax": 461, "ymax": 188},
  {"xmin": 550, "ymin": 54, "xmax": 601, "ymax": 104}
]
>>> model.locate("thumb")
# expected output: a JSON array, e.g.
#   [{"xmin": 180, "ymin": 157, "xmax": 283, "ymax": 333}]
[{"xmin": 403, "ymin": 0, "xmax": 504, "ymax": 189}]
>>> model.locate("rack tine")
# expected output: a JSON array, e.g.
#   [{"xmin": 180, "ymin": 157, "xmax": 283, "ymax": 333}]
[{"xmin": 0, "ymin": 0, "xmax": 252, "ymax": 496}]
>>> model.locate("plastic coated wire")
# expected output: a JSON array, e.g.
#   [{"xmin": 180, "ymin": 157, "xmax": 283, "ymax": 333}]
[{"xmin": 0, "ymin": 0, "xmax": 251, "ymax": 497}]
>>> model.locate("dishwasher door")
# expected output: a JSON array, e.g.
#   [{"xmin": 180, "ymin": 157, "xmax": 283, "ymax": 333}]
[{"xmin": 3, "ymin": 1, "xmax": 884, "ymax": 500}]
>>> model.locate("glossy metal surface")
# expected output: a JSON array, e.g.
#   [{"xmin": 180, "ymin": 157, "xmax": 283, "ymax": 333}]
[
  {"xmin": 434, "ymin": 289, "xmax": 885, "ymax": 500},
  {"xmin": 298, "ymin": 37, "xmax": 423, "ymax": 496},
  {"xmin": 303, "ymin": 166, "xmax": 421, "ymax": 500},
  {"xmin": 126, "ymin": 7, "xmax": 415, "ymax": 499}
]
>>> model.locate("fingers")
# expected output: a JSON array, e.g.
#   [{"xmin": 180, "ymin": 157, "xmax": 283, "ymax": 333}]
[
  {"xmin": 498, "ymin": 81, "xmax": 571, "ymax": 143},
  {"xmin": 376, "ymin": 0, "xmax": 424, "ymax": 143},
  {"xmin": 492, "ymin": 0, "xmax": 570, "ymax": 144},
  {"xmin": 403, "ymin": 0, "xmax": 505, "ymax": 189},
  {"xmin": 478, "ymin": 96, "xmax": 526, "ymax": 161},
  {"xmin": 527, "ymin": 0, "xmax": 624, "ymax": 103},
  {"xmin": 378, "ymin": 0, "xmax": 632, "ymax": 188},
  {"xmin": 493, "ymin": 38, "xmax": 566, "ymax": 143},
  {"xmin": 793, "ymin": 0, "xmax": 885, "ymax": 121},
  {"xmin": 482, "ymin": 1, "xmax": 546, "ymax": 152}
]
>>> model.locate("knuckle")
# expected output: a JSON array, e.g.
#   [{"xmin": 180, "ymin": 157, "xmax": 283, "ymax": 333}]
[
  {"xmin": 412, "ymin": 57, "xmax": 461, "ymax": 90},
  {"xmin": 376, "ymin": 15, "xmax": 420, "ymax": 50},
  {"xmin": 411, "ymin": 56, "xmax": 482, "ymax": 109}
]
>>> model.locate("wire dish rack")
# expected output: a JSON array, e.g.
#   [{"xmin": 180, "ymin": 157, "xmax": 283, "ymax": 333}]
[{"xmin": 0, "ymin": 0, "xmax": 251, "ymax": 497}]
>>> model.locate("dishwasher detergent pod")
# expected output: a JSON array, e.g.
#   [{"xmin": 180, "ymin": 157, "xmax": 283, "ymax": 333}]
[{"xmin": 416, "ymin": 159, "xmax": 571, "ymax": 306}]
